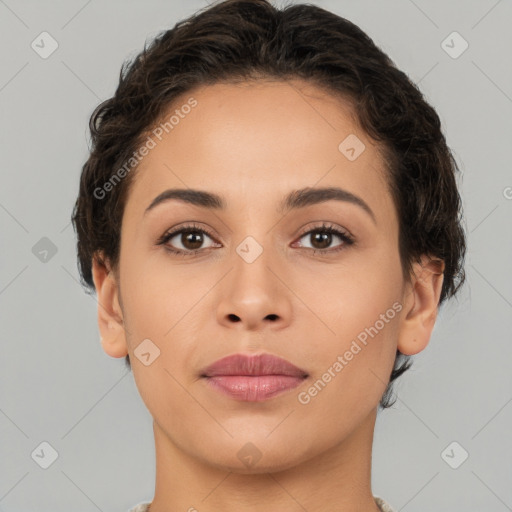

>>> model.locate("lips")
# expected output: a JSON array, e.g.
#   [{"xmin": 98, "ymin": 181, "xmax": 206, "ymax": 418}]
[
  {"xmin": 201, "ymin": 353, "xmax": 308, "ymax": 378},
  {"xmin": 200, "ymin": 353, "xmax": 309, "ymax": 402}
]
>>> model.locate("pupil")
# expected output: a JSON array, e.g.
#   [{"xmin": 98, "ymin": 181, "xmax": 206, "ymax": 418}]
[
  {"xmin": 183, "ymin": 231, "xmax": 203, "ymax": 249},
  {"xmin": 313, "ymin": 232, "xmax": 331, "ymax": 249}
]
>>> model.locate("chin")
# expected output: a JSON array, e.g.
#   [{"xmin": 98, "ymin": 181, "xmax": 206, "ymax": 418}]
[
  {"xmin": 197, "ymin": 434, "xmax": 314, "ymax": 474},
  {"xmin": 210, "ymin": 450, "xmax": 306, "ymax": 475}
]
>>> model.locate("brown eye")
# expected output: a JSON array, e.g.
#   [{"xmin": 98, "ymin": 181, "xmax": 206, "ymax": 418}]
[
  {"xmin": 308, "ymin": 231, "xmax": 334, "ymax": 250},
  {"xmin": 165, "ymin": 229, "xmax": 216, "ymax": 252},
  {"xmin": 157, "ymin": 224, "xmax": 221, "ymax": 256},
  {"xmin": 177, "ymin": 230, "xmax": 205, "ymax": 250},
  {"xmin": 294, "ymin": 224, "xmax": 355, "ymax": 254}
]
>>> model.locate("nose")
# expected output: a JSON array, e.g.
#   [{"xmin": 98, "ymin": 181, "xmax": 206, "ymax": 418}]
[{"xmin": 215, "ymin": 244, "xmax": 293, "ymax": 332}]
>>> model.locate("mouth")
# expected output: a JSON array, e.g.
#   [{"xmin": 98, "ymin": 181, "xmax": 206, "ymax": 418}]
[{"xmin": 200, "ymin": 352, "xmax": 309, "ymax": 402}]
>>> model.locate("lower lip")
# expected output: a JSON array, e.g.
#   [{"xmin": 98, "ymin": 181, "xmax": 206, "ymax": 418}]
[{"xmin": 203, "ymin": 375, "xmax": 307, "ymax": 401}]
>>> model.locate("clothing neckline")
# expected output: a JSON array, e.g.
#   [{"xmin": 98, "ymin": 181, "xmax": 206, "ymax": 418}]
[{"xmin": 129, "ymin": 495, "xmax": 396, "ymax": 512}]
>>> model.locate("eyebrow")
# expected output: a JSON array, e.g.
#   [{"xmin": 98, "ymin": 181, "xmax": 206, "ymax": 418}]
[{"xmin": 144, "ymin": 186, "xmax": 376, "ymax": 224}]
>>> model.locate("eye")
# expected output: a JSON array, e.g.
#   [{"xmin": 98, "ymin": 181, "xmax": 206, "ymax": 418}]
[
  {"xmin": 156, "ymin": 223, "xmax": 220, "ymax": 256},
  {"xmin": 156, "ymin": 221, "xmax": 355, "ymax": 257},
  {"xmin": 293, "ymin": 222, "xmax": 355, "ymax": 254}
]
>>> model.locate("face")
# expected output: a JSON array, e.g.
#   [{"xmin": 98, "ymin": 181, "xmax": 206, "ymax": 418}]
[{"xmin": 95, "ymin": 79, "xmax": 436, "ymax": 473}]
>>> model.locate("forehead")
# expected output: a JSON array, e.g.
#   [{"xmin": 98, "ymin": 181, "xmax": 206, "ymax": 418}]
[{"xmin": 125, "ymin": 79, "xmax": 394, "ymax": 222}]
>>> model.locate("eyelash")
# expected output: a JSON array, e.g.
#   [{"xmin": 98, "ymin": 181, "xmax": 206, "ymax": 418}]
[{"xmin": 156, "ymin": 222, "xmax": 355, "ymax": 257}]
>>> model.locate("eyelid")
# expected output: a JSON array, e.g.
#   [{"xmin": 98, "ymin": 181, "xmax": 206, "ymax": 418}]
[
  {"xmin": 296, "ymin": 222, "xmax": 354, "ymax": 241},
  {"xmin": 159, "ymin": 222, "xmax": 216, "ymax": 239}
]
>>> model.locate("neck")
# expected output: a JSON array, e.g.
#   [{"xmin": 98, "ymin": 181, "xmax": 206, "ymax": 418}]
[{"xmin": 148, "ymin": 407, "xmax": 381, "ymax": 512}]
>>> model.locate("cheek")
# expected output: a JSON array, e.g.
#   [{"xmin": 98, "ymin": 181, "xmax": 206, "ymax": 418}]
[
  {"xmin": 123, "ymin": 272, "xmax": 198, "ymax": 421},
  {"xmin": 120, "ymin": 254, "xmax": 208, "ymax": 374},
  {"xmin": 120, "ymin": 250, "xmax": 189, "ymax": 335},
  {"xmin": 296, "ymin": 308, "xmax": 399, "ymax": 427},
  {"xmin": 302, "ymin": 252, "xmax": 402, "ymax": 339},
  {"xmin": 300, "ymin": 254, "xmax": 402, "ymax": 394}
]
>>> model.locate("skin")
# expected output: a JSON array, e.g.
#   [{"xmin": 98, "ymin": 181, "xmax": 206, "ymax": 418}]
[{"xmin": 92, "ymin": 79, "xmax": 444, "ymax": 512}]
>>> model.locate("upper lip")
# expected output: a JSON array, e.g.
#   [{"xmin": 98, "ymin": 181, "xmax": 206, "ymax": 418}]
[{"xmin": 201, "ymin": 353, "xmax": 308, "ymax": 378}]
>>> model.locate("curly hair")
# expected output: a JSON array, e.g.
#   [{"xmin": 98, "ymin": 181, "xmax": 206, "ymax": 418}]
[{"xmin": 71, "ymin": 0, "xmax": 467, "ymax": 409}]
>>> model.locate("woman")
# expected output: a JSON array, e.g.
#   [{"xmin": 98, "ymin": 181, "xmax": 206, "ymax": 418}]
[{"xmin": 71, "ymin": 1, "xmax": 467, "ymax": 510}]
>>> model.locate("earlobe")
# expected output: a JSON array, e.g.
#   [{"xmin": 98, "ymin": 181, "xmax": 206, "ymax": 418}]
[
  {"xmin": 91, "ymin": 253, "xmax": 128, "ymax": 359},
  {"xmin": 397, "ymin": 256, "xmax": 445, "ymax": 356}
]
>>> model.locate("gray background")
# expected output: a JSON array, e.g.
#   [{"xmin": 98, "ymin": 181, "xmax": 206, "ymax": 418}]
[{"xmin": 1, "ymin": 0, "xmax": 511, "ymax": 511}]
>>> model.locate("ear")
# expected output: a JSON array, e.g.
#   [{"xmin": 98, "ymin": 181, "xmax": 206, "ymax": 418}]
[
  {"xmin": 91, "ymin": 252, "xmax": 128, "ymax": 359},
  {"xmin": 397, "ymin": 255, "xmax": 445, "ymax": 356}
]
